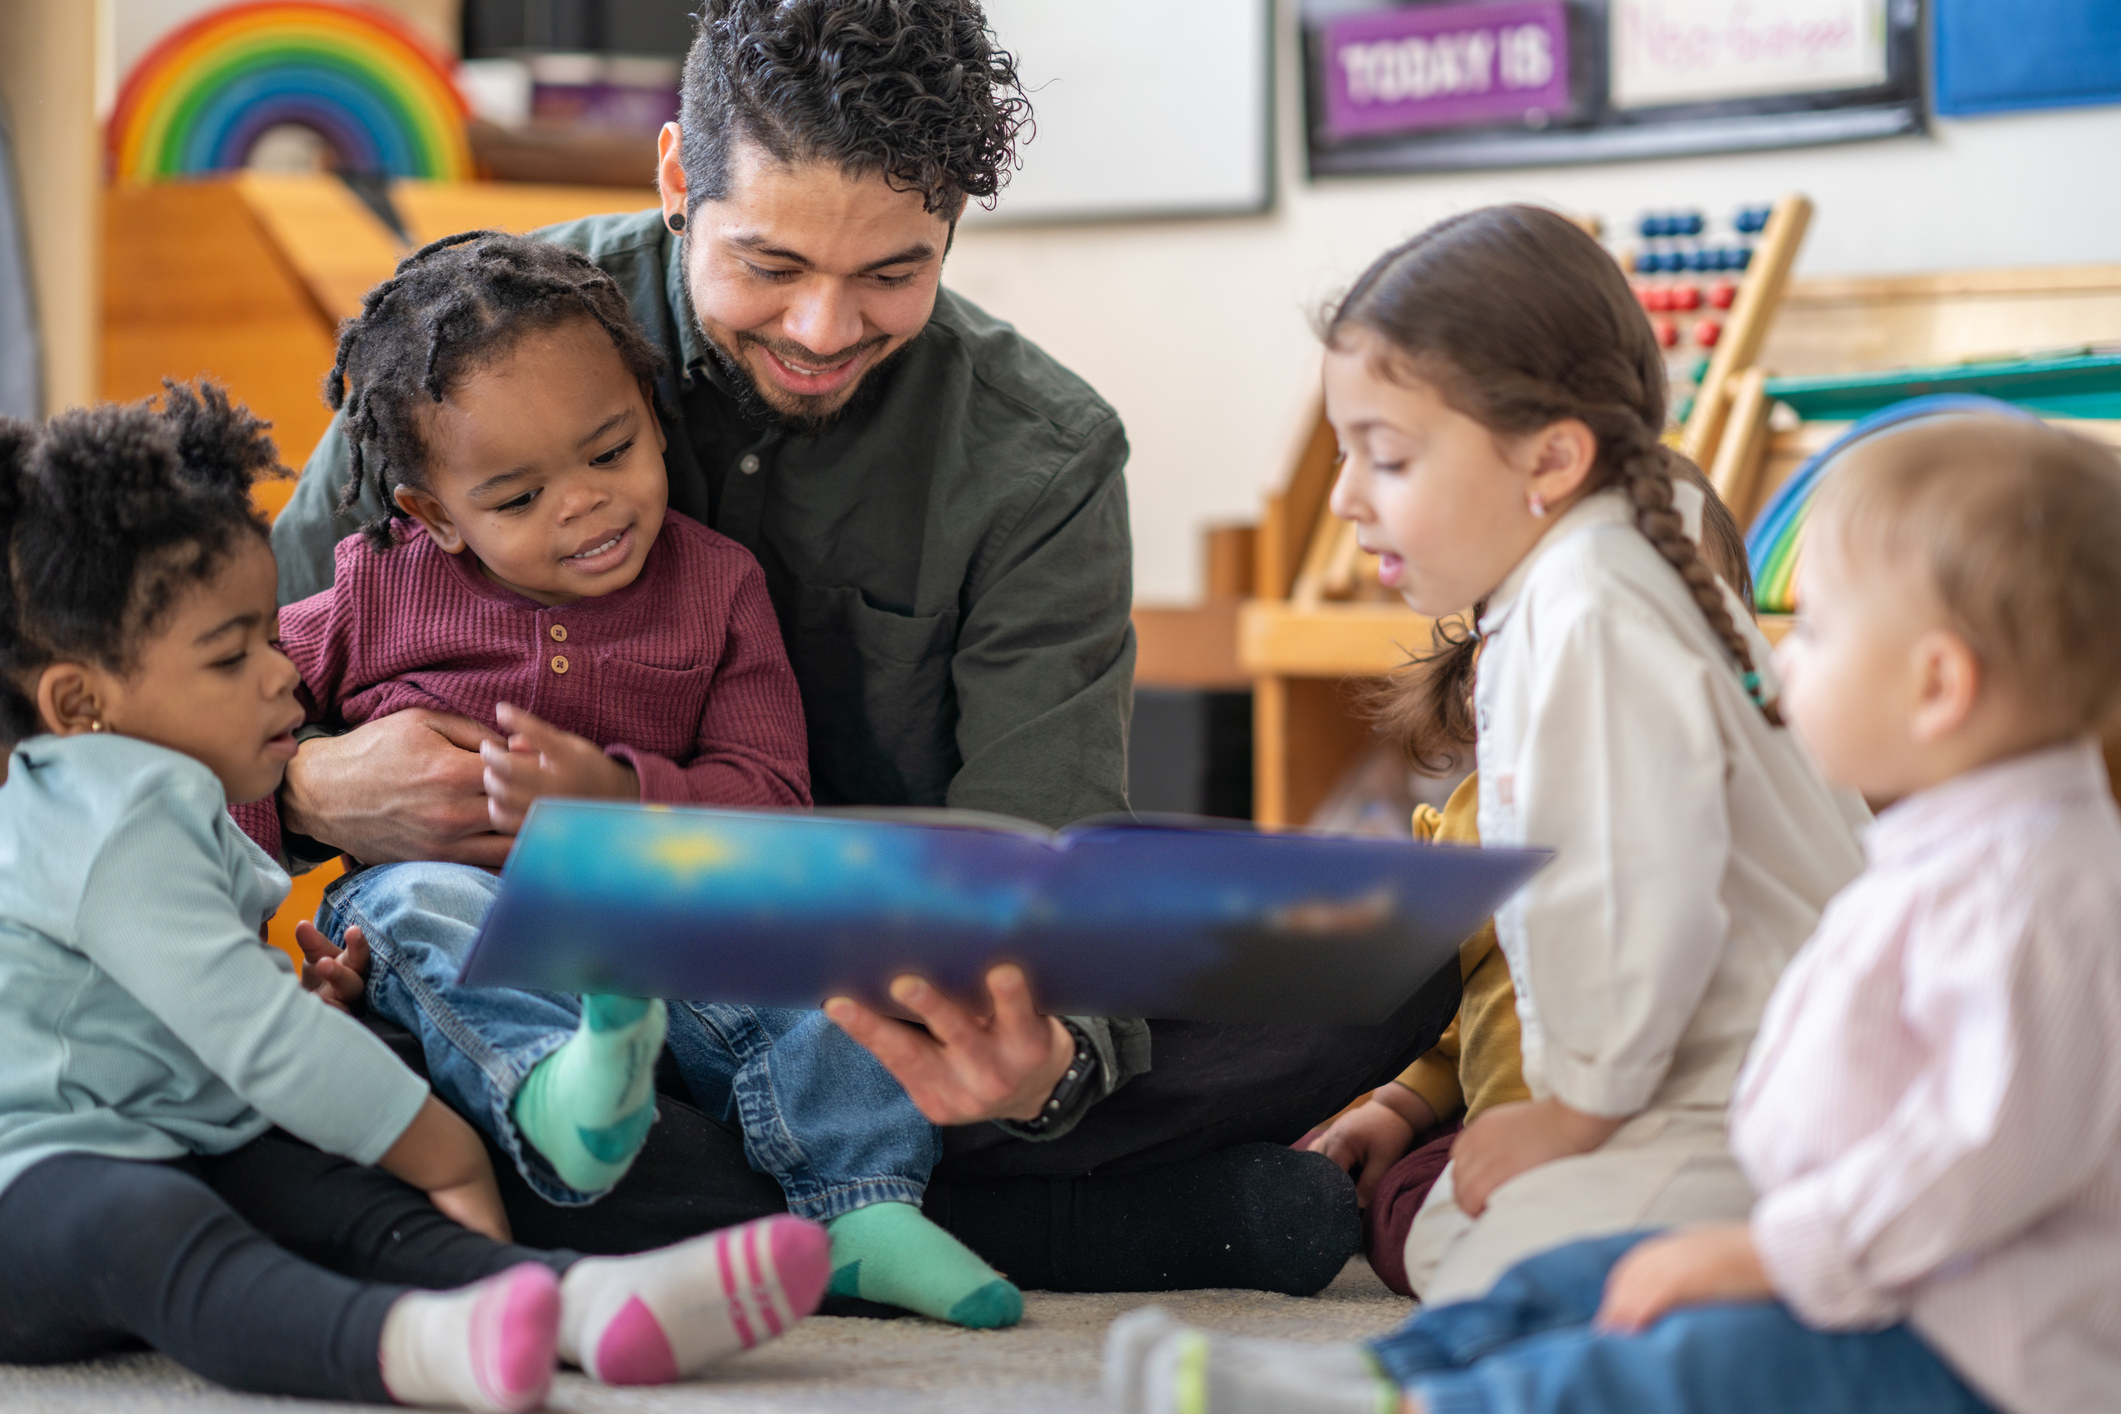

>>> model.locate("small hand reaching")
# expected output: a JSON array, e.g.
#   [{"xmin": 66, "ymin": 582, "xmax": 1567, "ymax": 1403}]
[
  {"xmin": 1595, "ymin": 1223, "xmax": 1773, "ymax": 1333},
  {"xmin": 296, "ymin": 920, "xmax": 370, "ymax": 1012},
  {"xmin": 382, "ymin": 1097, "xmax": 512, "ymax": 1244},
  {"xmin": 1451, "ymin": 1097, "xmax": 1626, "ymax": 1217},
  {"xmin": 480, "ymin": 701, "xmax": 640, "ymax": 832},
  {"xmin": 1307, "ymin": 1086, "xmax": 1436, "ymax": 1206}
]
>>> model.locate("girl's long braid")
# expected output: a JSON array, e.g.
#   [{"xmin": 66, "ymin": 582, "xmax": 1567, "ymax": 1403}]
[{"xmin": 1611, "ymin": 426, "xmax": 1781, "ymax": 723}]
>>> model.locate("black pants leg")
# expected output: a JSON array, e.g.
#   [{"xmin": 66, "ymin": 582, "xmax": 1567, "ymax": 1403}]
[
  {"xmin": 938, "ymin": 958, "xmax": 1463, "ymax": 1176},
  {"xmin": 922, "ymin": 961, "xmax": 1463, "ymax": 1294},
  {"xmin": 196, "ymin": 1128, "xmax": 577, "ymax": 1287},
  {"xmin": 0, "ymin": 1152, "xmax": 398, "ymax": 1403},
  {"xmin": 358, "ymin": 959, "xmax": 1461, "ymax": 1293}
]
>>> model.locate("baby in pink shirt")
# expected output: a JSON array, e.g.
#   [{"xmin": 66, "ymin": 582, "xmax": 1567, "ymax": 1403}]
[{"xmin": 1107, "ymin": 411, "xmax": 2121, "ymax": 1414}]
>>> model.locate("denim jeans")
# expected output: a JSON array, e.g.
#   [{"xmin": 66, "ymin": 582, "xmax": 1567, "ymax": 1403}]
[
  {"xmin": 321, "ymin": 861, "xmax": 941, "ymax": 1218},
  {"xmin": 1368, "ymin": 1231, "xmax": 1998, "ymax": 1414}
]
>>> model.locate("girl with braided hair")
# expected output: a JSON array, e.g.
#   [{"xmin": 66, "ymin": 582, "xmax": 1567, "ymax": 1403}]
[
  {"xmin": 1299, "ymin": 206, "xmax": 1866, "ymax": 1310},
  {"xmin": 0, "ymin": 385, "xmax": 830, "ymax": 1408},
  {"xmin": 1121, "ymin": 207, "xmax": 1868, "ymax": 1402},
  {"xmin": 255, "ymin": 229, "xmax": 1028, "ymax": 1331}
]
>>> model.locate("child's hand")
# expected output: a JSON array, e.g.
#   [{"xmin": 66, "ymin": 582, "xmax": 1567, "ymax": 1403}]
[
  {"xmin": 381, "ymin": 1097, "xmax": 513, "ymax": 1244},
  {"xmin": 1451, "ymin": 1097, "xmax": 1625, "ymax": 1217},
  {"xmin": 1595, "ymin": 1223, "xmax": 1772, "ymax": 1332},
  {"xmin": 480, "ymin": 701, "xmax": 640, "ymax": 831},
  {"xmin": 295, "ymin": 920, "xmax": 369, "ymax": 1011},
  {"xmin": 425, "ymin": 1171, "xmax": 512, "ymax": 1245},
  {"xmin": 1308, "ymin": 1086, "xmax": 1437, "ymax": 1206}
]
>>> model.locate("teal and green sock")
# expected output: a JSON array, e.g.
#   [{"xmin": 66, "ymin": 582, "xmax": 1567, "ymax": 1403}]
[
  {"xmin": 509, "ymin": 994, "xmax": 667, "ymax": 1194},
  {"xmin": 824, "ymin": 1201, "xmax": 1023, "ymax": 1329}
]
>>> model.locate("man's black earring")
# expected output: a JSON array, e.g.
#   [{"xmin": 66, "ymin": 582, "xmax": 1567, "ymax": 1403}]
[{"xmin": 666, "ymin": 211, "xmax": 686, "ymax": 233}]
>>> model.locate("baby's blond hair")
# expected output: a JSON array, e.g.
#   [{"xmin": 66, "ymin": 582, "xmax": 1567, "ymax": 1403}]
[{"xmin": 1813, "ymin": 415, "xmax": 2121, "ymax": 735}]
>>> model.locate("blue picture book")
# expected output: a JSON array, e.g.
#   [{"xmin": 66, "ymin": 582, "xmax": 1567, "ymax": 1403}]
[{"xmin": 459, "ymin": 803, "xmax": 1550, "ymax": 1024}]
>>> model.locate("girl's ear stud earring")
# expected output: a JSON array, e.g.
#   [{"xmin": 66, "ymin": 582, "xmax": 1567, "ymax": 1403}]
[
  {"xmin": 1528, "ymin": 493, "xmax": 1549, "ymax": 518},
  {"xmin": 88, "ymin": 719, "xmax": 108, "ymax": 733}
]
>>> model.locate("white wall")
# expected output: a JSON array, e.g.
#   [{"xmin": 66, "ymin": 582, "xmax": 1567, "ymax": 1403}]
[{"xmin": 947, "ymin": 5, "xmax": 2121, "ymax": 604}]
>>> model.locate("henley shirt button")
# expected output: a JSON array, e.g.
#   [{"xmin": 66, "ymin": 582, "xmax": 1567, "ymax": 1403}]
[
  {"xmin": 549, "ymin": 624, "xmax": 567, "ymax": 642},
  {"xmin": 738, "ymin": 453, "xmax": 761, "ymax": 475},
  {"xmin": 550, "ymin": 655, "xmax": 569, "ymax": 675}
]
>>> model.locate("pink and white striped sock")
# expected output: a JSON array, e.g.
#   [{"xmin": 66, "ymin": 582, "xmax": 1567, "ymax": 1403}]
[
  {"xmin": 380, "ymin": 1262, "xmax": 560, "ymax": 1413},
  {"xmin": 558, "ymin": 1215, "xmax": 830, "ymax": 1385}
]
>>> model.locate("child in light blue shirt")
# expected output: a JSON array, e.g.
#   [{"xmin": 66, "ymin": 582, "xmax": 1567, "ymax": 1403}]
[{"xmin": 0, "ymin": 385, "xmax": 827, "ymax": 1409}]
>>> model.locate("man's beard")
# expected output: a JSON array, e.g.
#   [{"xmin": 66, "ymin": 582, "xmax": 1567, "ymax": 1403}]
[{"xmin": 700, "ymin": 324, "xmax": 915, "ymax": 437}]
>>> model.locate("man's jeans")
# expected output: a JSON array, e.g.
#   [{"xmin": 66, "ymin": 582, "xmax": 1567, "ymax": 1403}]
[
  {"xmin": 1367, "ymin": 1231, "xmax": 1998, "ymax": 1414},
  {"xmin": 321, "ymin": 861, "xmax": 941, "ymax": 1217}
]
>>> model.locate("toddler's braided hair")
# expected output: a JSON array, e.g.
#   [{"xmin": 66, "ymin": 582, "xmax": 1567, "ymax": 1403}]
[
  {"xmin": 0, "ymin": 381, "xmax": 284, "ymax": 745},
  {"xmin": 1325, "ymin": 205, "xmax": 1778, "ymax": 772},
  {"xmin": 327, "ymin": 229, "xmax": 667, "ymax": 552}
]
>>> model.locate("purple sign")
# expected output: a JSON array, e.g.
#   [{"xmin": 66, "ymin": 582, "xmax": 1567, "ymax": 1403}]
[{"xmin": 1322, "ymin": 1, "xmax": 1571, "ymax": 140}]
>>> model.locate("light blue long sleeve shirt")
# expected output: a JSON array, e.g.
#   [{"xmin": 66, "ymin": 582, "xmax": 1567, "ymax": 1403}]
[{"xmin": 0, "ymin": 733, "xmax": 430, "ymax": 1198}]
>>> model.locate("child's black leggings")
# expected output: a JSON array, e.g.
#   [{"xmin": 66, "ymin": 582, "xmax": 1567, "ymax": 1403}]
[{"xmin": 0, "ymin": 1131, "xmax": 575, "ymax": 1403}]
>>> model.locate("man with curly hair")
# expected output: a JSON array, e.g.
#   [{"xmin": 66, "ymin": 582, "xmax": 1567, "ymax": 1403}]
[{"xmin": 266, "ymin": 0, "xmax": 1459, "ymax": 1300}]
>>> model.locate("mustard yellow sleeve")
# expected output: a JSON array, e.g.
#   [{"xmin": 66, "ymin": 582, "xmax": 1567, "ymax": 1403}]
[{"xmin": 1395, "ymin": 1015, "xmax": 1465, "ymax": 1119}]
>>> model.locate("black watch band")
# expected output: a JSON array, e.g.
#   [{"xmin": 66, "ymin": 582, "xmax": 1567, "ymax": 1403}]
[{"xmin": 1015, "ymin": 1019, "xmax": 1098, "ymax": 1133}]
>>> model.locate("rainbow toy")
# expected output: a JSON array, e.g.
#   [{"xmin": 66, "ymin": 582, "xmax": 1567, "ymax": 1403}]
[
  {"xmin": 1745, "ymin": 395, "xmax": 2037, "ymax": 614},
  {"xmin": 109, "ymin": 2, "xmax": 471, "ymax": 182}
]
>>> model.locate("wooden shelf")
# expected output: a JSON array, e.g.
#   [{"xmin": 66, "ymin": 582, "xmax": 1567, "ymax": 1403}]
[
  {"xmin": 1132, "ymin": 602, "xmax": 1248, "ymax": 690},
  {"xmin": 1239, "ymin": 600, "xmax": 1432, "ymax": 678}
]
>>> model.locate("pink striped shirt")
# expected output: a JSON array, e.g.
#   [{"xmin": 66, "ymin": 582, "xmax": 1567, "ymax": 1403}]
[
  {"xmin": 239, "ymin": 512, "xmax": 808, "ymax": 860},
  {"xmin": 1732, "ymin": 739, "xmax": 2121, "ymax": 1414}
]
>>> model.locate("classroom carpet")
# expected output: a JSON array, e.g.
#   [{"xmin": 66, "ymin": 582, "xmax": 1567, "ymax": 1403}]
[{"xmin": 0, "ymin": 1258, "xmax": 1410, "ymax": 1413}]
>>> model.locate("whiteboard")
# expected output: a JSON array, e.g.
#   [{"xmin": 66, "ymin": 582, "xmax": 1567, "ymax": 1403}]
[{"xmin": 965, "ymin": 0, "xmax": 1274, "ymax": 225}]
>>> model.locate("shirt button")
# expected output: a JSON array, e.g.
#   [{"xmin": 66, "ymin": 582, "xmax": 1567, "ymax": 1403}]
[
  {"xmin": 550, "ymin": 655, "xmax": 569, "ymax": 675},
  {"xmin": 548, "ymin": 624, "xmax": 568, "ymax": 643},
  {"xmin": 738, "ymin": 453, "xmax": 761, "ymax": 475}
]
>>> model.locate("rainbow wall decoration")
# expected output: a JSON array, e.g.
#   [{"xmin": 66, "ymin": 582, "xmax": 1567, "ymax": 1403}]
[
  {"xmin": 109, "ymin": 2, "xmax": 471, "ymax": 182},
  {"xmin": 1745, "ymin": 395, "xmax": 2039, "ymax": 614}
]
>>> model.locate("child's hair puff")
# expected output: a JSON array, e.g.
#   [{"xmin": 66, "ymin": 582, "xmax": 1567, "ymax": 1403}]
[
  {"xmin": 327, "ymin": 229, "xmax": 667, "ymax": 553},
  {"xmin": 0, "ymin": 381, "xmax": 284, "ymax": 744},
  {"xmin": 1328, "ymin": 204, "xmax": 1772, "ymax": 772}
]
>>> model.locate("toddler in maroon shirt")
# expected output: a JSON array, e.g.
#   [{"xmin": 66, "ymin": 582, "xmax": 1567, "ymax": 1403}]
[{"xmin": 253, "ymin": 232, "xmax": 1023, "ymax": 1330}]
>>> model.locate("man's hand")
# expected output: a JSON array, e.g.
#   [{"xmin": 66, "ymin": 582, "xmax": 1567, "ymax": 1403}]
[
  {"xmin": 1595, "ymin": 1223, "xmax": 1773, "ymax": 1333},
  {"xmin": 1308, "ymin": 1086, "xmax": 1437, "ymax": 1206},
  {"xmin": 380, "ymin": 1097, "xmax": 511, "ymax": 1244},
  {"xmin": 824, "ymin": 965, "xmax": 1075, "ymax": 1126},
  {"xmin": 280, "ymin": 709, "xmax": 510, "ymax": 869},
  {"xmin": 480, "ymin": 702, "xmax": 640, "ymax": 833},
  {"xmin": 1452, "ymin": 1097, "xmax": 1627, "ymax": 1217},
  {"xmin": 295, "ymin": 920, "xmax": 369, "ymax": 1011}
]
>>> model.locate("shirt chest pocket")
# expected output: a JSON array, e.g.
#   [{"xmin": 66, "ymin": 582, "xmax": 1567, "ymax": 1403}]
[
  {"xmin": 587, "ymin": 657, "xmax": 714, "ymax": 761},
  {"xmin": 790, "ymin": 583, "xmax": 960, "ymax": 808}
]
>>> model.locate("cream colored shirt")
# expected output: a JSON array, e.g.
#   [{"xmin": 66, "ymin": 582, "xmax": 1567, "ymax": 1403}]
[{"xmin": 1473, "ymin": 488, "xmax": 1866, "ymax": 1118}]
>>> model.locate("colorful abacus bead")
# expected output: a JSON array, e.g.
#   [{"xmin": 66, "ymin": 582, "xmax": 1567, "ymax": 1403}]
[
  {"xmin": 1653, "ymin": 316, "xmax": 1679, "ymax": 348},
  {"xmin": 1674, "ymin": 284, "xmax": 1702, "ymax": 311},
  {"xmin": 1694, "ymin": 318, "xmax": 1722, "ymax": 347},
  {"xmin": 1708, "ymin": 280, "xmax": 1738, "ymax": 309}
]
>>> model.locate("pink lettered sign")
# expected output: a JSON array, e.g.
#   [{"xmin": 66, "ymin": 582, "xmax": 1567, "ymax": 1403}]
[{"xmin": 1322, "ymin": 1, "xmax": 1571, "ymax": 140}]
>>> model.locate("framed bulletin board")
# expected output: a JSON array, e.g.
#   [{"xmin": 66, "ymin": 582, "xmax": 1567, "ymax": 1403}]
[
  {"xmin": 966, "ymin": 0, "xmax": 1274, "ymax": 224},
  {"xmin": 1304, "ymin": 0, "xmax": 1923, "ymax": 177}
]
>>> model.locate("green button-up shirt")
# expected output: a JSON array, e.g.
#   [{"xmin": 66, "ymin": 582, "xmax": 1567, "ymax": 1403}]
[{"xmin": 272, "ymin": 207, "xmax": 1136, "ymax": 830}]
